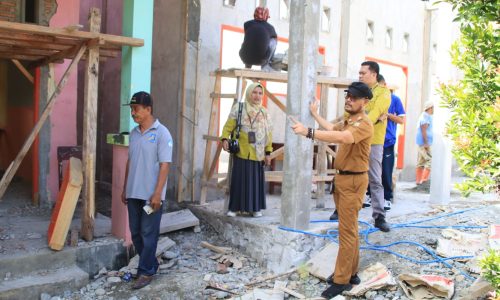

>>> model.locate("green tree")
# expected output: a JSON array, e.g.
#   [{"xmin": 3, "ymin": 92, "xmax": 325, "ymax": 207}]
[{"xmin": 437, "ymin": 0, "xmax": 500, "ymax": 196}]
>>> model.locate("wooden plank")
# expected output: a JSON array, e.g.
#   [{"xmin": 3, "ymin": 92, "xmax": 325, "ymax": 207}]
[
  {"xmin": 207, "ymin": 143, "xmax": 222, "ymax": 180},
  {"xmin": 265, "ymin": 171, "xmax": 333, "ymax": 182},
  {"xmin": 159, "ymin": 209, "xmax": 200, "ymax": 234},
  {"xmin": 0, "ymin": 44, "xmax": 86, "ymax": 200},
  {"xmin": 200, "ymin": 241, "xmax": 232, "ymax": 254},
  {"xmin": 269, "ymin": 146, "xmax": 284, "ymax": 160},
  {"xmin": 210, "ymin": 92, "xmax": 237, "ymax": 99},
  {"xmin": 202, "ymin": 134, "xmax": 220, "ymax": 141},
  {"xmin": 0, "ymin": 53, "xmax": 43, "ymax": 61},
  {"xmin": 11, "ymin": 59, "xmax": 33, "ymax": 83},
  {"xmin": 48, "ymin": 157, "xmax": 83, "ymax": 251},
  {"xmin": 325, "ymin": 146, "xmax": 337, "ymax": 158},
  {"xmin": 264, "ymin": 88, "xmax": 286, "ymax": 112},
  {"xmin": 81, "ymin": 7, "xmax": 100, "ymax": 241},
  {"xmin": 0, "ymin": 45, "xmax": 58, "ymax": 56},
  {"xmin": 316, "ymin": 84, "xmax": 329, "ymax": 204},
  {"xmin": 0, "ymin": 20, "xmax": 143, "ymax": 47},
  {"xmin": 306, "ymin": 243, "xmax": 339, "ymax": 281},
  {"xmin": 211, "ymin": 68, "xmax": 353, "ymax": 88},
  {"xmin": 200, "ymin": 74, "xmax": 222, "ymax": 204}
]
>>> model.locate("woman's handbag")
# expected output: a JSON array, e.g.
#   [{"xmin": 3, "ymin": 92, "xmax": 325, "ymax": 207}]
[{"xmin": 228, "ymin": 102, "xmax": 243, "ymax": 154}]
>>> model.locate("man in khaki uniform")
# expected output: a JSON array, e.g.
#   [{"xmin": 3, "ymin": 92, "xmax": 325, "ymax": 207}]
[{"xmin": 291, "ymin": 82, "xmax": 374, "ymax": 298}]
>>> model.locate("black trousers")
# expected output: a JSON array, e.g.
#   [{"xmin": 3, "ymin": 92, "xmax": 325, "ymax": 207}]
[{"xmin": 381, "ymin": 145, "xmax": 395, "ymax": 200}]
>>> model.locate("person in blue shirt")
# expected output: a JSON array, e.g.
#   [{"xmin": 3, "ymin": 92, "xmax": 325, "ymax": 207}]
[
  {"xmin": 415, "ymin": 101, "xmax": 434, "ymax": 185},
  {"xmin": 377, "ymin": 75, "xmax": 405, "ymax": 210},
  {"xmin": 121, "ymin": 91, "xmax": 173, "ymax": 289}
]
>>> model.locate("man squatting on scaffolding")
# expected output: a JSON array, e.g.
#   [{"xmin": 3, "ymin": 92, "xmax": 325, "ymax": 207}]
[
  {"xmin": 290, "ymin": 82, "xmax": 374, "ymax": 298},
  {"xmin": 239, "ymin": 7, "xmax": 278, "ymax": 72},
  {"xmin": 121, "ymin": 91, "xmax": 173, "ymax": 289}
]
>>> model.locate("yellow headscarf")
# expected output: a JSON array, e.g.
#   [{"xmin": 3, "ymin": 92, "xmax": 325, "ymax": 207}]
[{"xmin": 228, "ymin": 82, "xmax": 272, "ymax": 160}]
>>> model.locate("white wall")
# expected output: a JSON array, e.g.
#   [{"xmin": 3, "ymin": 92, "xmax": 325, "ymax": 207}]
[{"xmin": 192, "ymin": 0, "xmax": 459, "ymax": 193}]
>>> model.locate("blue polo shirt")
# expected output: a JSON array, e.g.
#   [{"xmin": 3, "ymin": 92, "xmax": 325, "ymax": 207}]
[
  {"xmin": 126, "ymin": 119, "xmax": 173, "ymax": 201},
  {"xmin": 384, "ymin": 94, "xmax": 406, "ymax": 147}
]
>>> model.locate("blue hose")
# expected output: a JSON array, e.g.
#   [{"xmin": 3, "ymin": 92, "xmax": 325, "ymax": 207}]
[{"xmin": 278, "ymin": 207, "xmax": 488, "ymax": 281}]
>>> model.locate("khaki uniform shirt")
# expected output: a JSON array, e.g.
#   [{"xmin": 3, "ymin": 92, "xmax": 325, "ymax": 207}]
[{"xmin": 333, "ymin": 112, "xmax": 373, "ymax": 172}]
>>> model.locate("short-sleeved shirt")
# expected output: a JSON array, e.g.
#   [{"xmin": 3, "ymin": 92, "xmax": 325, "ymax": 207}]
[
  {"xmin": 384, "ymin": 93, "xmax": 406, "ymax": 147},
  {"xmin": 334, "ymin": 113, "xmax": 374, "ymax": 172},
  {"xmin": 365, "ymin": 83, "xmax": 391, "ymax": 145},
  {"xmin": 126, "ymin": 119, "xmax": 173, "ymax": 201},
  {"xmin": 416, "ymin": 112, "xmax": 433, "ymax": 146}
]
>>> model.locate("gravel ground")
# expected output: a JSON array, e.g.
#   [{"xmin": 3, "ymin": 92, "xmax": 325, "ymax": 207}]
[{"xmin": 41, "ymin": 202, "xmax": 498, "ymax": 300}]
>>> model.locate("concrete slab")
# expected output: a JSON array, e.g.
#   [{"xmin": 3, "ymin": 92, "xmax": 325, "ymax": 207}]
[{"xmin": 0, "ymin": 265, "xmax": 88, "ymax": 300}]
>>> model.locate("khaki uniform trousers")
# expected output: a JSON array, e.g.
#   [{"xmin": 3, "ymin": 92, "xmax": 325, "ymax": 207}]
[{"xmin": 333, "ymin": 173, "xmax": 369, "ymax": 284}]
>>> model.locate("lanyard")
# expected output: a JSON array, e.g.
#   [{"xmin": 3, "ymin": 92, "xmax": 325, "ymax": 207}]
[{"xmin": 245, "ymin": 104, "xmax": 262, "ymax": 129}]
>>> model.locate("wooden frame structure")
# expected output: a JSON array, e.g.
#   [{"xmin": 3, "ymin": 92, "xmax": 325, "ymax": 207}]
[
  {"xmin": 199, "ymin": 68, "xmax": 352, "ymax": 207},
  {"xmin": 0, "ymin": 12, "xmax": 143, "ymax": 241}
]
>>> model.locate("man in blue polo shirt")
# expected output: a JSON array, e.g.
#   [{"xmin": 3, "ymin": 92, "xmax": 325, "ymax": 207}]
[
  {"xmin": 121, "ymin": 91, "xmax": 173, "ymax": 289},
  {"xmin": 377, "ymin": 75, "xmax": 405, "ymax": 210}
]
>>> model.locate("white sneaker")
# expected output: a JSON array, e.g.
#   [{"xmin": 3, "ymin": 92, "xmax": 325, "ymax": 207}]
[
  {"xmin": 252, "ymin": 211, "xmax": 263, "ymax": 218},
  {"xmin": 362, "ymin": 195, "xmax": 372, "ymax": 208},
  {"xmin": 226, "ymin": 211, "xmax": 236, "ymax": 217},
  {"xmin": 384, "ymin": 200, "xmax": 392, "ymax": 211}
]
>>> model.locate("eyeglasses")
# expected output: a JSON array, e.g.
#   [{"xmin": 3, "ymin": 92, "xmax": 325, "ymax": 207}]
[{"xmin": 344, "ymin": 92, "xmax": 366, "ymax": 102}]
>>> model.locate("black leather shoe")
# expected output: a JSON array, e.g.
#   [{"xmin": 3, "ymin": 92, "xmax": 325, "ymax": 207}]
[
  {"xmin": 321, "ymin": 282, "xmax": 352, "ymax": 299},
  {"xmin": 374, "ymin": 216, "xmax": 391, "ymax": 232},
  {"xmin": 329, "ymin": 210, "xmax": 338, "ymax": 221},
  {"xmin": 326, "ymin": 273, "xmax": 361, "ymax": 285}
]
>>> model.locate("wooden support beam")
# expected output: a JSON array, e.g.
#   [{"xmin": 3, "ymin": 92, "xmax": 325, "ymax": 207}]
[
  {"xmin": 0, "ymin": 44, "xmax": 87, "ymax": 200},
  {"xmin": 80, "ymin": 7, "xmax": 101, "ymax": 242},
  {"xmin": 263, "ymin": 87, "xmax": 286, "ymax": 112},
  {"xmin": 200, "ymin": 74, "xmax": 222, "ymax": 204},
  {"xmin": 315, "ymin": 84, "xmax": 329, "ymax": 204},
  {"xmin": 207, "ymin": 143, "xmax": 223, "ymax": 181},
  {"xmin": 0, "ymin": 20, "xmax": 143, "ymax": 47},
  {"xmin": 11, "ymin": 59, "xmax": 33, "ymax": 83}
]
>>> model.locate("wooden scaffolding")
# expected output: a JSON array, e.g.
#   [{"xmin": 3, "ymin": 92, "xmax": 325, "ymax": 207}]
[
  {"xmin": 0, "ymin": 11, "xmax": 143, "ymax": 241},
  {"xmin": 200, "ymin": 68, "xmax": 352, "ymax": 207}
]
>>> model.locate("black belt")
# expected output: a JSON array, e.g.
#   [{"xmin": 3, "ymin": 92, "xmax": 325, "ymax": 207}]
[{"xmin": 336, "ymin": 170, "xmax": 367, "ymax": 175}]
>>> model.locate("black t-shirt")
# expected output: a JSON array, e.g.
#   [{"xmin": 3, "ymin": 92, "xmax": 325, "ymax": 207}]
[{"xmin": 239, "ymin": 20, "xmax": 277, "ymax": 65}]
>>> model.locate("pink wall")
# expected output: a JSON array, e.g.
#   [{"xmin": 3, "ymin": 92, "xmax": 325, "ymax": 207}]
[{"xmin": 47, "ymin": 0, "xmax": 80, "ymax": 202}]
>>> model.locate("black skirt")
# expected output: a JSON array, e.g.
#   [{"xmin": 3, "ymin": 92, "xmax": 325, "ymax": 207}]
[{"xmin": 228, "ymin": 156, "xmax": 266, "ymax": 213}]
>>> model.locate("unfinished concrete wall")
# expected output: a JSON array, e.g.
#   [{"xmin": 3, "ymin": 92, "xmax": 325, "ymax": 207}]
[
  {"xmin": 344, "ymin": 0, "xmax": 428, "ymax": 181},
  {"xmin": 151, "ymin": 0, "xmax": 186, "ymax": 200}
]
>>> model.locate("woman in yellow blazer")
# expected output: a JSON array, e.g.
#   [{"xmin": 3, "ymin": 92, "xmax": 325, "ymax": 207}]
[{"xmin": 220, "ymin": 82, "xmax": 273, "ymax": 217}]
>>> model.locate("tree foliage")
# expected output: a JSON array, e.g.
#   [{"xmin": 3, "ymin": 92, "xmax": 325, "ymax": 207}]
[{"xmin": 437, "ymin": 0, "xmax": 500, "ymax": 196}]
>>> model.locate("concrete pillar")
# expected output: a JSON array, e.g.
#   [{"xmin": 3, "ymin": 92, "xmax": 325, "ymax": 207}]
[
  {"xmin": 110, "ymin": 0, "xmax": 153, "ymax": 243},
  {"xmin": 336, "ymin": 0, "xmax": 350, "ymax": 118},
  {"xmin": 281, "ymin": 0, "xmax": 320, "ymax": 230},
  {"xmin": 429, "ymin": 132, "xmax": 452, "ymax": 204},
  {"xmin": 119, "ymin": 0, "xmax": 154, "ymax": 132}
]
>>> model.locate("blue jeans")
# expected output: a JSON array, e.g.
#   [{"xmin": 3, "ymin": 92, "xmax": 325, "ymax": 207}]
[
  {"xmin": 381, "ymin": 145, "xmax": 395, "ymax": 201},
  {"xmin": 127, "ymin": 198, "xmax": 163, "ymax": 276}
]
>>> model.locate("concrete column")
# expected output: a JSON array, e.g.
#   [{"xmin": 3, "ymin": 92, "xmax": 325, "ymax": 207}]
[
  {"xmin": 429, "ymin": 132, "xmax": 452, "ymax": 204},
  {"xmin": 281, "ymin": 0, "xmax": 320, "ymax": 230},
  {"xmin": 336, "ymin": 0, "xmax": 350, "ymax": 118},
  {"xmin": 119, "ymin": 0, "xmax": 153, "ymax": 132}
]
